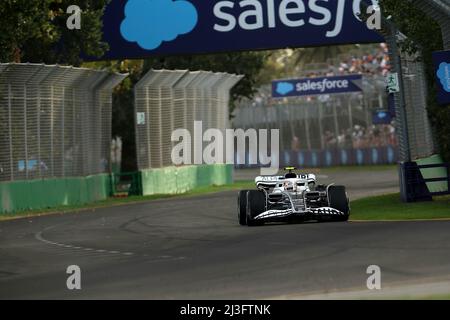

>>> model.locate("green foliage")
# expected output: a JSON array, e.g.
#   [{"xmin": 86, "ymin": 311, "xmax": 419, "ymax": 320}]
[
  {"xmin": 380, "ymin": 0, "xmax": 450, "ymax": 161},
  {"xmin": 0, "ymin": 0, "xmax": 110, "ymax": 65}
]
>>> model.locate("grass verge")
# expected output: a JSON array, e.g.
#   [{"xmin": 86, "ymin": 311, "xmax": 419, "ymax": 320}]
[
  {"xmin": 0, "ymin": 180, "xmax": 255, "ymax": 221},
  {"xmin": 350, "ymin": 193, "xmax": 450, "ymax": 221}
]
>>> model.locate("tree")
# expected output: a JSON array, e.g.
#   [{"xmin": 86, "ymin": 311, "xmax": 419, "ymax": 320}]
[
  {"xmin": 380, "ymin": 0, "xmax": 450, "ymax": 161},
  {"xmin": 0, "ymin": 0, "xmax": 110, "ymax": 65}
]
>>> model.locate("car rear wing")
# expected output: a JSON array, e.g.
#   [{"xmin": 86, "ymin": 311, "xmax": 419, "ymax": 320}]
[{"xmin": 255, "ymin": 174, "xmax": 317, "ymax": 187}]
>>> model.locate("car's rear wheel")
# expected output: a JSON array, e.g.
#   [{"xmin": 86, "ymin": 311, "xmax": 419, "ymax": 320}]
[
  {"xmin": 328, "ymin": 185, "xmax": 350, "ymax": 221},
  {"xmin": 238, "ymin": 190, "xmax": 250, "ymax": 226},
  {"xmin": 246, "ymin": 190, "xmax": 266, "ymax": 227}
]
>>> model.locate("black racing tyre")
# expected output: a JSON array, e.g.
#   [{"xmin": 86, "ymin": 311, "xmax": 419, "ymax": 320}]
[
  {"xmin": 328, "ymin": 185, "xmax": 350, "ymax": 221},
  {"xmin": 238, "ymin": 190, "xmax": 250, "ymax": 226},
  {"xmin": 246, "ymin": 190, "xmax": 266, "ymax": 227}
]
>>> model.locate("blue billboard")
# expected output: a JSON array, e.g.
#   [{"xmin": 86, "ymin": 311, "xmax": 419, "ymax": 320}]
[
  {"xmin": 433, "ymin": 50, "xmax": 450, "ymax": 105},
  {"xmin": 372, "ymin": 110, "xmax": 392, "ymax": 125},
  {"xmin": 272, "ymin": 74, "xmax": 363, "ymax": 98},
  {"xmin": 95, "ymin": 0, "xmax": 384, "ymax": 60}
]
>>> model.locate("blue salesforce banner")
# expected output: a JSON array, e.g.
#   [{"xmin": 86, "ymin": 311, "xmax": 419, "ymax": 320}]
[
  {"xmin": 95, "ymin": 0, "xmax": 384, "ymax": 60},
  {"xmin": 372, "ymin": 110, "xmax": 392, "ymax": 125},
  {"xmin": 272, "ymin": 74, "xmax": 363, "ymax": 98},
  {"xmin": 433, "ymin": 50, "xmax": 450, "ymax": 105}
]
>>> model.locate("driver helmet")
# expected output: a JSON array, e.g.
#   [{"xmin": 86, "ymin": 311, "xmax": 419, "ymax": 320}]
[{"xmin": 283, "ymin": 181, "xmax": 295, "ymax": 191}]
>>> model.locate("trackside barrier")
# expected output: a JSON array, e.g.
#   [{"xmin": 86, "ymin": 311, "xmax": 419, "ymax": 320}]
[
  {"xmin": 0, "ymin": 63, "xmax": 127, "ymax": 181},
  {"xmin": 0, "ymin": 174, "xmax": 111, "ymax": 213},
  {"xmin": 235, "ymin": 146, "xmax": 398, "ymax": 169},
  {"xmin": 0, "ymin": 64, "xmax": 127, "ymax": 214},
  {"xmin": 401, "ymin": 162, "xmax": 450, "ymax": 202},
  {"xmin": 140, "ymin": 164, "xmax": 233, "ymax": 196},
  {"xmin": 111, "ymin": 172, "xmax": 142, "ymax": 197},
  {"xmin": 0, "ymin": 165, "xmax": 232, "ymax": 213}
]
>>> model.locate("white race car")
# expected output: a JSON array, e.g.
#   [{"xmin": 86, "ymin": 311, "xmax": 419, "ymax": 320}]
[{"xmin": 238, "ymin": 167, "xmax": 350, "ymax": 226}]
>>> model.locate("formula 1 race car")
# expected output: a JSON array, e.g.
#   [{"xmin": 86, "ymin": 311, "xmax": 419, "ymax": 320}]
[{"xmin": 238, "ymin": 167, "xmax": 350, "ymax": 226}]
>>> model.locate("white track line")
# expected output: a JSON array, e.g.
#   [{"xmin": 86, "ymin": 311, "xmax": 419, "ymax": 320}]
[{"xmin": 35, "ymin": 229, "xmax": 134, "ymax": 257}]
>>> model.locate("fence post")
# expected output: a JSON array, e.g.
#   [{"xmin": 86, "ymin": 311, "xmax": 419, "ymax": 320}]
[
  {"xmin": 62, "ymin": 87, "xmax": 65, "ymax": 177},
  {"xmin": 24, "ymin": 85, "xmax": 29, "ymax": 180},
  {"xmin": 38, "ymin": 85, "xmax": 42, "ymax": 178},
  {"xmin": 50, "ymin": 85, "xmax": 55, "ymax": 177},
  {"xmin": 8, "ymin": 84, "xmax": 14, "ymax": 181}
]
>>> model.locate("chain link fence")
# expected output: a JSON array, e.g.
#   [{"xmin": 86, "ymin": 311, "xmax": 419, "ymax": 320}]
[
  {"xmin": 233, "ymin": 75, "xmax": 396, "ymax": 156},
  {"xmin": 0, "ymin": 63, "xmax": 127, "ymax": 182},
  {"xmin": 134, "ymin": 69, "xmax": 242, "ymax": 170},
  {"xmin": 400, "ymin": 51, "xmax": 437, "ymax": 160}
]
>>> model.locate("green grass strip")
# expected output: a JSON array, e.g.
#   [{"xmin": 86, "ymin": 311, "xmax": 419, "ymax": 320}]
[{"xmin": 351, "ymin": 193, "xmax": 450, "ymax": 221}]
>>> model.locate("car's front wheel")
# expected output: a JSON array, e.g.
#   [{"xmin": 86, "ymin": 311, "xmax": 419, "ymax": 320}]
[
  {"xmin": 238, "ymin": 190, "xmax": 250, "ymax": 226},
  {"xmin": 328, "ymin": 185, "xmax": 350, "ymax": 222},
  {"xmin": 246, "ymin": 190, "xmax": 266, "ymax": 227}
]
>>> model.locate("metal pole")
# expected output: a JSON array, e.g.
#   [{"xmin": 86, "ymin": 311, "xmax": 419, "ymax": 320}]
[
  {"xmin": 24, "ymin": 85, "xmax": 28, "ymax": 180},
  {"xmin": 146, "ymin": 86, "xmax": 151, "ymax": 169},
  {"xmin": 364, "ymin": 97, "xmax": 370, "ymax": 128},
  {"xmin": 62, "ymin": 87, "xmax": 65, "ymax": 177},
  {"xmin": 50, "ymin": 85, "xmax": 54, "ymax": 177},
  {"xmin": 159, "ymin": 86, "xmax": 163, "ymax": 167},
  {"xmin": 388, "ymin": 29, "xmax": 411, "ymax": 162},
  {"xmin": 72, "ymin": 89, "xmax": 76, "ymax": 176},
  {"xmin": 372, "ymin": 13, "xmax": 412, "ymax": 202},
  {"xmin": 37, "ymin": 87, "xmax": 41, "ymax": 178},
  {"xmin": 318, "ymin": 102, "xmax": 324, "ymax": 150},
  {"xmin": 333, "ymin": 102, "xmax": 340, "ymax": 139},
  {"xmin": 378, "ymin": 93, "xmax": 384, "ymax": 109},
  {"xmin": 8, "ymin": 84, "xmax": 14, "ymax": 181},
  {"xmin": 348, "ymin": 97, "xmax": 354, "ymax": 132},
  {"xmin": 304, "ymin": 106, "xmax": 311, "ymax": 150}
]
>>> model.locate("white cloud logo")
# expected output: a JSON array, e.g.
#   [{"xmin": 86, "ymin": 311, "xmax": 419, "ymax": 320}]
[
  {"xmin": 437, "ymin": 62, "xmax": 450, "ymax": 93},
  {"xmin": 120, "ymin": 0, "xmax": 198, "ymax": 50}
]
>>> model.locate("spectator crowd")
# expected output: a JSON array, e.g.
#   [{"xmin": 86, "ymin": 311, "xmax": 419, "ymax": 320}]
[{"xmin": 323, "ymin": 123, "xmax": 397, "ymax": 150}]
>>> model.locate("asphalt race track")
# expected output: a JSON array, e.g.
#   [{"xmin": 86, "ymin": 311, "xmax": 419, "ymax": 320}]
[{"xmin": 1, "ymin": 167, "xmax": 450, "ymax": 299}]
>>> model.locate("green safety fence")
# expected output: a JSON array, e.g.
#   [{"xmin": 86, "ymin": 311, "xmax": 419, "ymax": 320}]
[
  {"xmin": 0, "ymin": 174, "xmax": 111, "ymax": 214},
  {"xmin": 111, "ymin": 172, "xmax": 142, "ymax": 196},
  {"xmin": 0, "ymin": 165, "xmax": 233, "ymax": 214},
  {"xmin": 140, "ymin": 164, "xmax": 233, "ymax": 196}
]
